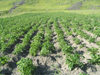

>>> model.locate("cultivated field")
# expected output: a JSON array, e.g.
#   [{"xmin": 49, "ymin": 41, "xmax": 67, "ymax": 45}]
[{"xmin": 0, "ymin": 13, "xmax": 100, "ymax": 75}]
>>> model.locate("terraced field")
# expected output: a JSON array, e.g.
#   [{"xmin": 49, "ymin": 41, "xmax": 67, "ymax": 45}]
[{"xmin": 0, "ymin": 13, "xmax": 100, "ymax": 75}]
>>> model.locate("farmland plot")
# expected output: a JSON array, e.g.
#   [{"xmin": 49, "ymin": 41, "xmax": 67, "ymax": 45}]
[{"xmin": 0, "ymin": 13, "xmax": 100, "ymax": 75}]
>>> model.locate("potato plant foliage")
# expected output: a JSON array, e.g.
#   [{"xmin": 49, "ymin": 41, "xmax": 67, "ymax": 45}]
[
  {"xmin": 0, "ymin": 13, "xmax": 100, "ymax": 75},
  {"xmin": 17, "ymin": 58, "xmax": 35, "ymax": 75}
]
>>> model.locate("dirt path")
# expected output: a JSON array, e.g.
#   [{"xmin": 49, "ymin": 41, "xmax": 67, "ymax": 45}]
[
  {"xmin": 67, "ymin": 1, "xmax": 83, "ymax": 10},
  {"xmin": 9, "ymin": 0, "xmax": 25, "ymax": 13}
]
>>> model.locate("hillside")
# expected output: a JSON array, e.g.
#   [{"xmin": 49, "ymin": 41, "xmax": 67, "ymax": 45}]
[{"xmin": 0, "ymin": 0, "xmax": 100, "ymax": 14}]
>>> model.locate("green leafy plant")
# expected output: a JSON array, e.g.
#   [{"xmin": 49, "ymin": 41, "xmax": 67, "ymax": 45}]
[
  {"xmin": 88, "ymin": 54, "xmax": 100, "ymax": 65},
  {"xmin": 66, "ymin": 53, "xmax": 84, "ymax": 70},
  {"xmin": 29, "ymin": 32, "xmax": 43, "ymax": 56},
  {"xmin": 62, "ymin": 44, "xmax": 73, "ymax": 54},
  {"xmin": 17, "ymin": 58, "xmax": 35, "ymax": 75},
  {"xmin": 40, "ymin": 21, "xmax": 54, "ymax": 56},
  {"xmin": 89, "ymin": 37, "xmax": 95, "ymax": 43},
  {"xmin": 96, "ymin": 41, "xmax": 100, "ymax": 46},
  {"xmin": 40, "ymin": 47, "xmax": 50, "ymax": 56},
  {"xmin": 80, "ymin": 44, "xmax": 85, "ymax": 48},
  {"xmin": 13, "ymin": 24, "xmax": 39, "ymax": 55},
  {"xmin": 73, "ymin": 38, "xmax": 81, "ymax": 44},
  {"xmin": 88, "ymin": 48, "xmax": 100, "ymax": 64},
  {"xmin": 79, "ymin": 72, "xmax": 88, "ymax": 75},
  {"xmin": 0, "ymin": 56, "xmax": 9, "ymax": 66},
  {"xmin": 40, "ymin": 41, "xmax": 54, "ymax": 56},
  {"xmin": 88, "ymin": 48, "xmax": 98, "ymax": 55}
]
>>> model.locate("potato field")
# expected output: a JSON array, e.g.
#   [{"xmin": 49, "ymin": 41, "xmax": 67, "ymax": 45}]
[{"xmin": 0, "ymin": 13, "xmax": 100, "ymax": 75}]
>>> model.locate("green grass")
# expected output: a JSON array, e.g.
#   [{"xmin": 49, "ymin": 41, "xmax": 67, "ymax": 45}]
[
  {"xmin": 14, "ymin": 0, "xmax": 100, "ymax": 12},
  {"xmin": 0, "ymin": 0, "xmax": 21, "ymax": 11},
  {"xmin": 1, "ymin": 10, "xmax": 100, "ymax": 18},
  {"xmin": 0, "ymin": 1, "xmax": 12, "ymax": 11},
  {"xmin": 65, "ymin": 10, "xmax": 100, "ymax": 15},
  {"xmin": 0, "ymin": 0, "xmax": 100, "ymax": 12},
  {"xmin": 0, "ymin": 0, "xmax": 100, "ymax": 17},
  {"xmin": 82, "ymin": 0, "xmax": 100, "ymax": 9}
]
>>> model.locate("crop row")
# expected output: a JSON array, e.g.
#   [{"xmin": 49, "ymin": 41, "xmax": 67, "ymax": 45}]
[
  {"xmin": 0, "ymin": 13, "xmax": 100, "ymax": 75},
  {"xmin": 0, "ymin": 16, "xmax": 42, "ymax": 53},
  {"xmin": 29, "ymin": 18, "xmax": 49, "ymax": 56},
  {"xmin": 13, "ymin": 21, "xmax": 41, "ymax": 55},
  {"xmin": 60, "ymin": 18, "xmax": 100, "ymax": 66},
  {"xmin": 53, "ymin": 18, "xmax": 83, "ymax": 70},
  {"xmin": 40, "ymin": 19, "xmax": 54, "ymax": 56}
]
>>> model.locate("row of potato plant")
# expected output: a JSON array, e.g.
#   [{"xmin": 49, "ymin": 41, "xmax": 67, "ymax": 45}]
[
  {"xmin": 40, "ymin": 18, "xmax": 55, "ymax": 56},
  {"xmin": 17, "ymin": 58, "xmax": 35, "ymax": 75},
  {"xmin": 29, "ymin": 18, "xmax": 49, "ymax": 56},
  {"xmin": 54, "ymin": 18, "xmax": 84, "ymax": 70},
  {"xmin": 61, "ymin": 17, "xmax": 97, "ymax": 44},
  {"xmin": 13, "ymin": 20, "xmax": 41, "ymax": 55},
  {"xmin": 88, "ymin": 48, "xmax": 100, "ymax": 65},
  {"xmin": 60, "ymin": 17, "xmax": 100, "ymax": 66},
  {"xmin": 0, "ymin": 15, "xmax": 41, "ymax": 53}
]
